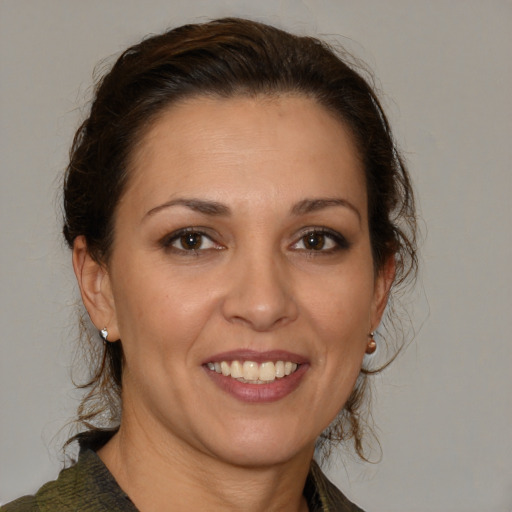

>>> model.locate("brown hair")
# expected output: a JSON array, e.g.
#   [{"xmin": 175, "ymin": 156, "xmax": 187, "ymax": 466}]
[{"xmin": 63, "ymin": 17, "xmax": 417, "ymax": 459}]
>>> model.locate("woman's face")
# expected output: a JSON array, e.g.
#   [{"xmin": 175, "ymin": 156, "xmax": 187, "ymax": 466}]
[{"xmin": 97, "ymin": 95, "xmax": 390, "ymax": 466}]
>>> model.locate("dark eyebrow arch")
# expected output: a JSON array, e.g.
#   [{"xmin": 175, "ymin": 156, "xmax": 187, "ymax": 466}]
[
  {"xmin": 144, "ymin": 198, "xmax": 231, "ymax": 220},
  {"xmin": 291, "ymin": 198, "xmax": 362, "ymax": 223}
]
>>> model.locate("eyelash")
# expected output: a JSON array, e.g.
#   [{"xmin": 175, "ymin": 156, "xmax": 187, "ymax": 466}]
[
  {"xmin": 291, "ymin": 228, "xmax": 350, "ymax": 254},
  {"xmin": 160, "ymin": 227, "xmax": 350, "ymax": 256},
  {"xmin": 160, "ymin": 228, "xmax": 222, "ymax": 255}
]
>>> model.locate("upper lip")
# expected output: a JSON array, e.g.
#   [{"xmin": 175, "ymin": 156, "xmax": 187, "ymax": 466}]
[{"xmin": 202, "ymin": 349, "xmax": 309, "ymax": 365}]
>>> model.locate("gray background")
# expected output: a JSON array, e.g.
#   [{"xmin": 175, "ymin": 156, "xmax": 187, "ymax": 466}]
[{"xmin": 1, "ymin": 1, "xmax": 511, "ymax": 510}]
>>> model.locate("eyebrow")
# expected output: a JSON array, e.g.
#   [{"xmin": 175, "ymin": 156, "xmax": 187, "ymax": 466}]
[
  {"xmin": 144, "ymin": 198, "xmax": 231, "ymax": 219},
  {"xmin": 144, "ymin": 196, "xmax": 361, "ymax": 223},
  {"xmin": 291, "ymin": 198, "xmax": 362, "ymax": 223}
]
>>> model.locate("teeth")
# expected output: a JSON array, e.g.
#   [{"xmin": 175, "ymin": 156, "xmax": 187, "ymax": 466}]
[
  {"xmin": 207, "ymin": 359, "xmax": 300, "ymax": 383},
  {"xmin": 275, "ymin": 360, "xmax": 285, "ymax": 378},
  {"xmin": 243, "ymin": 361, "xmax": 259, "ymax": 381},
  {"xmin": 259, "ymin": 362, "xmax": 276, "ymax": 381},
  {"xmin": 221, "ymin": 361, "xmax": 230, "ymax": 376},
  {"xmin": 230, "ymin": 360, "xmax": 243, "ymax": 378}
]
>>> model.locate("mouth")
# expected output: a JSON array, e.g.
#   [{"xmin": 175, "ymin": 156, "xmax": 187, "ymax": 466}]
[
  {"xmin": 202, "ymin": 350, "xmax": 308, "ymax": 403},
  {"xmin": 205, "ymin": 360, "xmax": 299, "ymax": 384}
]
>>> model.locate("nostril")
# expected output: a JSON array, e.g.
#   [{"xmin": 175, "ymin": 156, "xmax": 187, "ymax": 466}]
[{"xmin": 221, "ymin": 278, "xmax": 298, "ymax": 331}]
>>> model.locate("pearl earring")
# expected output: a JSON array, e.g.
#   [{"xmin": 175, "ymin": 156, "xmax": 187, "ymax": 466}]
[{"xmin": 366, "ymin": 332, "xmax": 377, "ymax": 354}]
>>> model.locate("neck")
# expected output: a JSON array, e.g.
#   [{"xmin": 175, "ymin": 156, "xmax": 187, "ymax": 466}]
[{"xmin": 97, "ymin": 417, "xmax": 314, "ymax": 512}]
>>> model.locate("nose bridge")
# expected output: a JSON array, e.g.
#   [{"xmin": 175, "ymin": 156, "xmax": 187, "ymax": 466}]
[{"xmin": 221, "ymin": 241, "xmax": 298, "ymax": 331}]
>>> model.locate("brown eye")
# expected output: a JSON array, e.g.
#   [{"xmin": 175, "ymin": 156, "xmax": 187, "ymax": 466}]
[
  {"xmin": 303, "ymin": 232, "xmax": 325, "ymax": 250},
  {"xmin": 163, "ymin": 229, "xmax": 219, "ymax": 253},
  {"xmin": 180, "ymin": 232, "xmax": 203, "ymax": 250},
  {"xmin": 291, "ymin": 229, "xmax": 349, "ymax": 253}
]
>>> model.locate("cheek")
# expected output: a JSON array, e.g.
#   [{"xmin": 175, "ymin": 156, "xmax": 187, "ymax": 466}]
[
  {"xmin": 111, "ymin": 262, "xmax": 218, "ymax": 358},
  {"xmin": 301, "ymin": 264, "xmax": 374, "ymax": 395},
  {"xmin": 311, "ymin": 292, "xmax": 369, "ymax": 420},
  {"xmin": 304, "ymin": 268, "xmax": 375, "ymax": 338}
]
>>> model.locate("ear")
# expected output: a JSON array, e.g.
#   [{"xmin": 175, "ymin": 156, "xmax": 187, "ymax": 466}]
[
  {"xmin": 72, "ymin": 236, "xmax": 120, "ymax": 342},
  {"xmin": 370, "ymin": 255, "xmax": 396, "ymax": 331}
]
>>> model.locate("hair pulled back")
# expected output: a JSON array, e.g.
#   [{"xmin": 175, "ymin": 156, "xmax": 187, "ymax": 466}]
[{"xmin": 63, "ymin": 17, "xmax": 417, "ymax": 459}]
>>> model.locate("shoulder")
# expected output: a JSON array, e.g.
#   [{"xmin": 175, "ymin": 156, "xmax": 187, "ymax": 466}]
[
  {"xmin": 1, "ymin": 449, "xmax": 137, "ymax": 512},
  {"xmin": 1, "ymin": 462, "xmax": 84, "ymax": 512},
  {"xmin": 1, "ymin": 496, "xmax": 39, "ymax": 512}
]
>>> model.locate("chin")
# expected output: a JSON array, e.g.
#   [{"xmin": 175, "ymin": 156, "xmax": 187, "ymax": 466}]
[{"xmin": 199, "ymin": 420, "xmax": 316, "ymax": 469}]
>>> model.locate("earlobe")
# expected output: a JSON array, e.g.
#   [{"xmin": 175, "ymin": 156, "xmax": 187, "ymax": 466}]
[
  {"xmin": 371, "ymin": 255, "xmax": 396, "ymax": 330},
  {"xmin": 72, "ymin": 236, "xmax": 120, "ymax": 341}
]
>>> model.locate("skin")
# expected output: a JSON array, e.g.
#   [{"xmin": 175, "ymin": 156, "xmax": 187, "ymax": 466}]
[{"xmin": 73, "ymin": 94, "xmax": 394, "ymax": 512}]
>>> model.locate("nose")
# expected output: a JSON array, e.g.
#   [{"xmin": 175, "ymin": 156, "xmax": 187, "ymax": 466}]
[{"xmin": 221, "ymin": 251, "xmax": 299, "ymax": 332}]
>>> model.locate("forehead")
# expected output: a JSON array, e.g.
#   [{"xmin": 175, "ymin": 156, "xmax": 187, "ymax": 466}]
[{"xmin": 124, "ymin": 94, "xmax": 366, "ymax": 214}]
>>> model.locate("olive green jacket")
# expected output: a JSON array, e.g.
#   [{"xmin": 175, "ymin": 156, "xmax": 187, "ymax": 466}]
[{"xmin": 2, "ymin": 450, "xmax": 364, "ymax": 512}]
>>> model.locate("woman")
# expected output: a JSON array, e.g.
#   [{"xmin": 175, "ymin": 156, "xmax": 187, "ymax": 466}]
[{"xmin": 3, "ymin": 17, "xmax": 416, "ymax": 512}]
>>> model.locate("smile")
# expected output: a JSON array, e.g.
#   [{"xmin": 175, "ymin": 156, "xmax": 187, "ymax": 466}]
[{"xmin": 206, "ymin": 360, "xmax": 299, "ymax": 384}]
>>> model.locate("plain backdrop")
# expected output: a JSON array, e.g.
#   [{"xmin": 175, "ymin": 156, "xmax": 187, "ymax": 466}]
[{"xmin": 1, "ymin": 1, "xmax": 511, "ymax": 511}]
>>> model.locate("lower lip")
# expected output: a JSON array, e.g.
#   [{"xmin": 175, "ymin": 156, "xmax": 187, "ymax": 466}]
[{"xmin": 204, "ymin": 364, "xmax": 309, "ymax": 403}]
